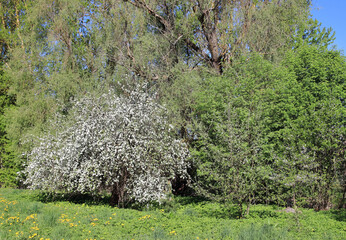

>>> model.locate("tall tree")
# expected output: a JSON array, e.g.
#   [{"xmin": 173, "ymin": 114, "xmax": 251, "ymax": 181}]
[
  {"xmin": 269, "ymin": 44, "xmax": 346, "ymax": 209},
  {"xmin": 4, "ymin": 0, "xmax": 312, "ymax": 142},
  {"xmin": 0, "ymin": 0, "xmax": 30, "ymax": 186},
  {"xmin": 115, "ymin": 0, "xmax": 311, "ymax": 75}
]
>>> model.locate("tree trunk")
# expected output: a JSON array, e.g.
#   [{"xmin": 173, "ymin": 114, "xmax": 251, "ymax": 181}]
[
  {"xmin": 110, "ymin": 184, "xmax": 120, "ymax": 207},
  {"xmin": 246, "ymin": 194, "xmax": 252, "ymax": 216},
  {"xmin": 110, "ymin": 169, "xmax": 128, "ymax": 207},
  {"xmin": 239, "ymin": 201, "xmax": 243, "ymax": 218}
]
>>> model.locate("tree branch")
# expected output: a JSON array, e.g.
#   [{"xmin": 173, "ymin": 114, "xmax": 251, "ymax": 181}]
[
  {"xmin": 126, "ymin": 0, "xmax": 171, "ymax": 32},
  {"xmin": 185, "ymin": 38, "xmax": 212, "ymax": 64}
]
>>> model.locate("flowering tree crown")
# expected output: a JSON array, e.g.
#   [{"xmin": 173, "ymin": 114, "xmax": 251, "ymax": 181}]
[{"xmin": 23, "ymin": 84, "xmax": 189, "ymax": 205}]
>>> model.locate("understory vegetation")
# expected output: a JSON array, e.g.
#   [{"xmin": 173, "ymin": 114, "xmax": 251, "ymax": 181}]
[{"xmin": 0, "ymin": 188, "xmax": 345, "ymax": 240}]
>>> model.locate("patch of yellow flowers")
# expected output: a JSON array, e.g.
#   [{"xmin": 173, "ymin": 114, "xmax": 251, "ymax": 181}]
[{"xmin": 139, "ymin": 214, "xmax": 151, "ymax": 220}]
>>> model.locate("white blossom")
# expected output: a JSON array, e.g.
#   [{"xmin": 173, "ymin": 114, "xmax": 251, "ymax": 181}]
[{"xmin": 23, "ymin": 84, "xmax": 189, "ymax": 204}]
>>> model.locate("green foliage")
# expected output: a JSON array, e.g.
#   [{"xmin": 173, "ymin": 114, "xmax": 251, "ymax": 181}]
[
  {"xmin": 294, "ymin": 18, "xmax": 336, "ymax": 49},
  {"xmin": 190, "ymin": 45, "xmax": 345, "ymax": 209},
  {"xmin": 191, "ymin": 55, "xmax": 278, "ymax": 210},
  {"xmin": 2, "ymin": 0, "xmax": 127, "ymax": 180},
  {"xmin": 237, "ymin": 224, "xmax": 289, "ymax": 240},
  {"xmin": 0, "ymin": 0, "xmax": 32, "ymax": 187},
  {"xmin": 0, "ymin": 66, "xmax": 18, "ymax": 187},
  {"xmin": 0, "ymin": 188, "xmax": 345, "ymax": 240},
  {"xmin": 0, "ymin": 0, "xmax": 344, "ymax": 221},
  {"xmin": 267, "ymin": 44, "xmax": 346, "ymax": 208}
]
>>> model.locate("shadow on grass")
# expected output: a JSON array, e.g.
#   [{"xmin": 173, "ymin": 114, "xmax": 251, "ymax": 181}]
[
  {"xmin": 35, "ymin": 191, "xmax": 245, "ymax": 219},
  {"xmin": 320, "ymin": 208, "xmax": 346, "ymax": 222},
  {"xmin": 18, "ymin": 189, "xmax": 285, "ymax": 220},
  {"xmin": 174, "ymin": 195, "xmax": 210, "ymax": 205},
  {"xmin": 35, "ymin": 191, "xmax": 111, "ymax": 206},
  {"xmin": 34, "ymin": 191, "xmax": 210, "ymax": 210},
  {"xmin": 248, "ymin": 208, "xmax": 281, "ymax": 219},
  {"xmin": 155, "ymin": 195, "xmax": 243, "ymax": 219}
]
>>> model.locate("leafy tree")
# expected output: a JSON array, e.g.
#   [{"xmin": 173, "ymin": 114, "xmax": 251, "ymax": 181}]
[
  {"xmin": 4, "ymin": 0, "xmax": 116, "ymax": 177},
  {"xmin": 267, "ymin": 44, "xmax": 346, "ymax": 209},
  {"xmin": 0, "ymin": 0, "xmax": 31, "ymax": 186},
  {"xmin": 190, "ymin": 44, "xmax": 345, "ymax": 210},
  {"xmin": 294, "ymin": 18, "xmax": 336, "ymax": 49},
  {"xmin": 0, "ymin": 68, "xmax": 17, "ymax": 186},
  {"xmin": 191, "ymin": 55, "xmax": 276, "ymax": 215},
  {"xmin": 23, "ymin": 84, "xmax": 190, "ymax": 207},
  {"xmin": 118, "ymin": 0, "xmax": 310, "ymax": 75}
]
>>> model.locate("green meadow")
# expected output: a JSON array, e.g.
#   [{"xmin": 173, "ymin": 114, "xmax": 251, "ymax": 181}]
[{"xmin": 0, "ymin": 188, "xmax": 344, "ymax": 240}]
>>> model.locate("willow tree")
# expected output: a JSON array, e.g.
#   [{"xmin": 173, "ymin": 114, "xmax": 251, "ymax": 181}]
[
  {"xmin": 4, "ymin": 0, "xmax": 311, "ymax": 137},
  {"xmin": 111, "ymin": 0, "xmax": 311, "ymax": 76},
  {"xmin": 5, "ymin": 0, "xmax": 114, "ymax": 168},
  {"xmin": 110, "ymin": 0, "xmax": 312, "ymax": 139}
]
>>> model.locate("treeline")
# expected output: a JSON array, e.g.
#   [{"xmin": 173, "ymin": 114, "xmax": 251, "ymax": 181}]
[{"xmin": 0, "ymin": 0, "xmax": 345, "ymax": 211}]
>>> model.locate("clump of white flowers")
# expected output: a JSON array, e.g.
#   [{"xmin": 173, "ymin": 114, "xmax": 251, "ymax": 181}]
[{"xmin": 23, "ymin": 84, "xmax": 189, "ymax": 206}]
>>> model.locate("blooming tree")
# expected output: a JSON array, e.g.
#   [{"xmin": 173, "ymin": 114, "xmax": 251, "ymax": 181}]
[{"xmin": 23, "ymin": 85, "xmax": 189, "ymax": 206}]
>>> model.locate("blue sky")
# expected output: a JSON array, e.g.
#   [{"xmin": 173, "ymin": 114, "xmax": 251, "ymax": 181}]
[{"xmin": 310, "ymin": 0, "xmax": 346, "ymax": 54}]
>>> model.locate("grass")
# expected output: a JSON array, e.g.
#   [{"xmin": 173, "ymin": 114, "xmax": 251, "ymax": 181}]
[{"xmin": 0, "ymin": 188, "xmax": 345, "ymax": 240}]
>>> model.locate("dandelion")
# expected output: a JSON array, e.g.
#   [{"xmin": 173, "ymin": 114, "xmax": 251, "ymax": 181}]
[
  {"xmin": 28, "ymin": 233, "xmax": 37, "ymax": 239},
  {"xmin": 139, "ymin": 215, "xmax": 151, "ymax": 220}
]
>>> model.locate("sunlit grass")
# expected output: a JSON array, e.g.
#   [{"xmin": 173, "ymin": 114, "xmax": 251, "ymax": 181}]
[{"xmin": 0, "ymin": 188, "xmax": 344, "ymax": 240}]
